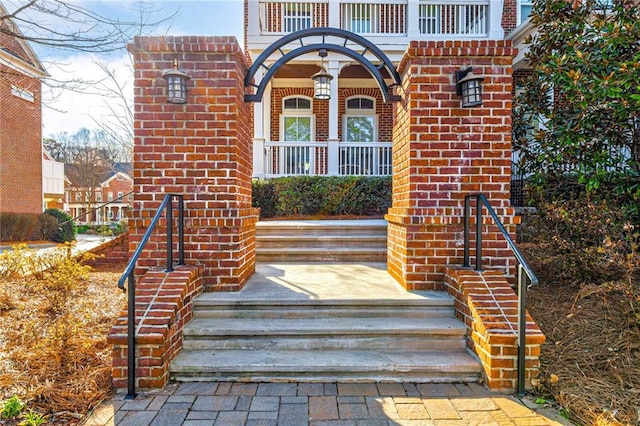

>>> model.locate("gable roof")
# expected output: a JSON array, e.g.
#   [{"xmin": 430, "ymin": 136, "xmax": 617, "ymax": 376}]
[{"xmin": 0, "ymin": 1, "xmax": 47, "ymax": 77}]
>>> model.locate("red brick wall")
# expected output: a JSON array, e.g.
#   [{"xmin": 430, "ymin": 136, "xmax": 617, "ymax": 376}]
[
  {"xmin": 445, "ymin": 266, "xmax": 544, "ymax": 392},
  {"xmin": 502, "ymin": 0, "xmax": 518, "ymax": 35},
  {"xmin": 130, "ymin": 36, "xmax": 259, "ymax": 292},
  {"xmin": 269, "ymin": 86, "xmax": 394, "ymax": 143},
  {"xmin": 108, "ymin": 265, "xmax": 204, "ymax": 390},
  {"xmin": 387, "ymin": 40, "xmax": 518, "ymax": 291},
  {"xmin": 0, "ymin": 63, "xmax": 43, "ymax": 215}
]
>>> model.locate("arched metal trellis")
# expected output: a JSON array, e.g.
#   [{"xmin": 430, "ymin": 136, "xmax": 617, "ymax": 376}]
[{"xmin": 244, "ymin": 27, "xmax": 402, "ymax": 103}]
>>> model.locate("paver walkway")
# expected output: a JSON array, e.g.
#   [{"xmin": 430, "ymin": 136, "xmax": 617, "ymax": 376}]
[{"xmin": 83, "ymin": 382, "xmax": 569, "ymax": 426}]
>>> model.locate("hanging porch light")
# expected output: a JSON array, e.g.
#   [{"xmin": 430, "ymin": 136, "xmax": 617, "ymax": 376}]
[
  {"xmin": 162, "ymin": 59, "xmax": 190, "ymax": 104},
  {"xmin": 455, "ymin": 67, "xmax": 484, "ymax": 108},
  {"xmin": 311, "ymin": 49, "xmax": 333, "ymax": 100}
]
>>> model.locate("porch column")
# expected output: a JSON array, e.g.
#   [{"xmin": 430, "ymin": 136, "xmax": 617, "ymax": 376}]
[
  {"xmin": 327, "ymin": 61, "xmax": 340, "ymax": 176},
  {"xmin": 130, "ymin": 36, "xmax": 259, "ymax": 292},
  {"xmin": 488, "ymin": 0, "xmax": 505, "ymax": 39},
  {"xmin": 253, "ymin": 68, "xmax": 266, "ymax": 179},
  {"xmin": 387, "ymin": 40, "xmax": 518, "ymax": 291}
]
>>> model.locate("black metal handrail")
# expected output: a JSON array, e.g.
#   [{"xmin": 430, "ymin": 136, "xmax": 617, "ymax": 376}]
[
  {"xmin": 117, "ymin": 193, "xmax": 185, "ymax": 399},
  {"xmin": 463, "ymin": 194, "xmax": 538, "ymax": 396}
]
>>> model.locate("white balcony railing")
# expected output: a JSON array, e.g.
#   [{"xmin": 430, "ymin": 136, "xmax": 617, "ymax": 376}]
[
  {"xmin": 264, "ymin": 141, "xmax": 392, "ymax": 177},
  {"xmin": 256, "ymin": 0, "xmax": 494, "ymax": 38},
  {"xmin": 341, "ymin": 0, "xmax": 406, "ymax": 35},
  {"xmin": 259, "ymin": 0, "xmax": 328, "ymax": 34},
  {"xmin": 418, "ymin": 1, "xmax": 488, "ymax": 36}
]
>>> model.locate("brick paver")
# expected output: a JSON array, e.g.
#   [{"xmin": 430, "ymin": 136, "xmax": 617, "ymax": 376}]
[{"xmin": 82, "ymin": 382, "xmax": 570, "ymax": 426}]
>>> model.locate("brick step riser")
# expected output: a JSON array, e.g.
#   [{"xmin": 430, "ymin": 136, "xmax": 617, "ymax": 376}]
[
  {"xmin": 192, "ymin": 308, "xmax": 453, "ymax": 319},
  {"xmin": 182, "ymin": 337, "xmax": 466, "ymax": 351}
]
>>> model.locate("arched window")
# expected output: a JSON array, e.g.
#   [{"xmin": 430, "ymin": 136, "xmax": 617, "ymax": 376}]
[
  {"xmin": 344, "ymin": 96, "xmax": 376, "ymax": 143},
  {"xmin": 280, "ymin": 96, "xmax": 314, "ymax": 175},
  {"xmin": 281, "ymin": 96, "xmax": 313, "ymax": 143}
]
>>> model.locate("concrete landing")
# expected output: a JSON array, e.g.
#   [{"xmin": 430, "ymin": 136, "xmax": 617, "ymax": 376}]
[{"xmin": 204, "ymin": 262, "xmax": 444, "ymax": 301}]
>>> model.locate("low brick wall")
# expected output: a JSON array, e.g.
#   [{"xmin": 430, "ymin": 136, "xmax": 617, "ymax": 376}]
[
  {"xmin": 85, "ymin": 233, "xmax": 129, "ymax": 266},
  {"xmin": 444, "ymin": 266, "xmax": 545, "ymax": 392},
  {"xmin": 107, "ymin": 265, "xmax": 204, "ymax": 390}
]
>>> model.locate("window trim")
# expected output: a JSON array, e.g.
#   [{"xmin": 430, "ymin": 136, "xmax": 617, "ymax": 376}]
[
  {"xmin": 11, "ymin": 85, "xmax": 35, "ymax": 102},
  {"xmin": 281, "ymin": 96, "xmax": 314, "ymax": 142},
  {"xmin": 343, "ymin": 96, "xmax": 377, "ymax": 142},
  {"xmin": 517, "ymin": 0, "xmax": 534, "ymax": 26}
]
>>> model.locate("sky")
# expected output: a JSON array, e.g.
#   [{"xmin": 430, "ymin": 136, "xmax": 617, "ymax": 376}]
[{"xmin": 5, "ymin": 0, "xmax": 245, "ymax": 139}]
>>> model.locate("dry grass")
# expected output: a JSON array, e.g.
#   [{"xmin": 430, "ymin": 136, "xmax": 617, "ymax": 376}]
[
  {"xmin": 0, "ymin": 261, "xmax": 126, "ymax": 425},
  {"xmin": 527, "ymin": 271, "xmax": 640, "ymax": 425}
]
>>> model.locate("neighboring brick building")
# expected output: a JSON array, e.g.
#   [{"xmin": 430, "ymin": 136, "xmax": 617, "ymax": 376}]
[
  {"xmin": 65, "ymin": 163, "xmax": 133, "ymax": 225},
  {"xmin": 0, "ymin": 3, "xmax": 48, "ymax": 214}
]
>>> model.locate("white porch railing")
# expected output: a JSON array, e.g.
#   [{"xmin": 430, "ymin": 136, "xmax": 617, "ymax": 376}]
[
  {"xmin": 338, "ymin": 142, "xmax": 392, "ymax": 176},
  {"xmin": 341, "ymin": 0, "xmax": 406, "ymax": 35},
  {"xmin": 418, "ymin": 1, "xmax": 488, "ymax": 37},
  {"xmin": 263, "ymin": 141, "xmax": 392, "ymax": 177},
  {"xmin": 256, "ymin": 0, "xmax": 492, "ymax": 38}
]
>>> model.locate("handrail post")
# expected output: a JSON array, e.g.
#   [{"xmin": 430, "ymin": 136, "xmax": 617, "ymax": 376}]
[
  {"xmin": 463, "ymin": 196, "xmax": 470, "ymax": 267},
  {"xmin": 166, "ymin": 197, "xmax": 173, "ymax": 272},
  {"xmin": 126, "ymin": 274, "xmax": 136, "ymax": 399},
  {"xmin": 178, "ymin": 195, "xmax": 184, "ymax": 265},
  {"xmin": 517, "ymin": 263, "xmax": 527, "ymax": 396},
  {"xmin": 475, "ymin": 195, "xmax": 482, "ymax": 271}
]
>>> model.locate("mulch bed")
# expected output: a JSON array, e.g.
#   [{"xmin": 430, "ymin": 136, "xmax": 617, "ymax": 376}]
[
  {"xmin": 0, "ymin": 262, "xmax": 126, "ymax": 425},
  {"xmin": 527, "ymin": 269, "xmax": 640, "ymax": 425}
]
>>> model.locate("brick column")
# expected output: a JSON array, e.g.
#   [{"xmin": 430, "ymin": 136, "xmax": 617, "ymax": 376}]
[
  {"xmin": 388, "ymin": 40, "xmax": 518, "ymax": 291},
  {"xmin": 130, "ymin": 36, "xmax": 259, "ymax": 292}
]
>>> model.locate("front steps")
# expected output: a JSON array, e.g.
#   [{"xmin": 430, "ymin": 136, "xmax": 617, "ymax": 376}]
[
  {"xmin": 170, "ymin": 264, "xmax": 481, "ymax": 383},
  {"xmin": 255, "ymin": 220, "xmax": 387, "ymax": 262}
]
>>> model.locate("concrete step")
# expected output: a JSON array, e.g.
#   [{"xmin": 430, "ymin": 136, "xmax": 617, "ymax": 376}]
[
  {"xmin": 193, "ymin": 297, "xmax": 455, "ymax": 319},
  {"xmin": 256, "ymin": 220, "xmax": 387, "ymax": 237},
  {"xmin": 170, "ymin": 349, "xmax": 481, "ymax": 383},
  {"xmin": 256, "ymin": 220, "xmax": 387, "ymax": 263},
  {"xmin": 182, "ymin": 317, "xmax": 466, "ymax": 351},
  {"xmin": 256, "ymin": 247, "xmax": 387, "ymax": 262},
  {"xmin": 256, "ymin": 234, "xmax": 387, "ymax": 249}
]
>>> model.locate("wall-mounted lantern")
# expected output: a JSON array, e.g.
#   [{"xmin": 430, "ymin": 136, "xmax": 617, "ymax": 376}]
[
  {"xmin": 311, "ymin": 49, "xmax": 333, "ymax": 100},
  {"xmin": 162, "ymin": 59, "xmax": 190, "ymax": 104},
  {"xmin": 455, "ymin": 67, "xmax": 484, "ymax": 108}
]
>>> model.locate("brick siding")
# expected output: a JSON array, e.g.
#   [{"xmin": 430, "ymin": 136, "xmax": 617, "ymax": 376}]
[
  {"xmin": 445, "ymin": 266, "xmax": 544, "ymax": 392},
  {"xmin": 0, "ymin": 50, "xmax": 43, "ymax": 215},
  {"xmin": 387, "ymin": 40, "xmax": 519, "ymax": 291},
  {"xmin": 129, "ymin": 36, "xmax": 259, "ymax": 292}
]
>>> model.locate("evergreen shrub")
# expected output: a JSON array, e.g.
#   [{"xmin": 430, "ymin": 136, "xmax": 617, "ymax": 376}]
[{"xmin": 252, "ymin": 176, "xmax": 391, "ymax": 218}]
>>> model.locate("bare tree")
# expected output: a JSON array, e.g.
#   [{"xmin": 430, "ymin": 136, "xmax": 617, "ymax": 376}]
[{"xmin": 0, "ymin": 0, "xmax": 174, "ymax": 53}]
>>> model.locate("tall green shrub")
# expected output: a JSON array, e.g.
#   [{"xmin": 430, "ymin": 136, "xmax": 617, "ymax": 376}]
[
  {"xmin": 252, "ymin": 176, "xmax": 391, "ymax": 218},
  {"xmin": 43, "ymin": 209, "xmax": 76, "ymax": 243}
]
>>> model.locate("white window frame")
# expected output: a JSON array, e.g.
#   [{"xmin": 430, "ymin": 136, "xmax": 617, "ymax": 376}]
[
  {"xmin": 343, "ymin": 96, "xmax": 377, "ymax": 142},
  {"xmin": 280, "ymin": 96, "xmax": 315, "ymax": 142},
  {"xmin": 517, "ymin": 0, "xmax": 533, "ymax": 25},
  {"xmin": 11, "ymin": 85, "xmax": 34, "ymax": 102},
  {"xmin": 108, "ymin": 192, "xmax": 113, "ymax": 202}
]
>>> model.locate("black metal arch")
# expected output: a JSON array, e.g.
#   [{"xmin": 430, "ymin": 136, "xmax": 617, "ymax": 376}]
[{"xmin": 244, "ymin": 27, "xmax": 402, "ymax": 103}]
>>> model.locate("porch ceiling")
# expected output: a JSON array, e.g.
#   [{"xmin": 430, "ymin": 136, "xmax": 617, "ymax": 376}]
[{"xmin": 274, "ymin": 63, "xmax": 392, "ymax": 80}]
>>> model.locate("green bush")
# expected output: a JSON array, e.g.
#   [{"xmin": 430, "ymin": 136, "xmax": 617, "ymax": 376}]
[
  {"xmin": 43, "ymin": 209, "xmax": 76, "ymax": 243},
  {"xmin": 0, "ymin": 213, "xmax": 39, "ymax": 242},
  {"xmin": 252, "ymin": 176, "xmax": 392, "ymax": 218},
  {"xmin": 76, "ymin": 225, "xmax": 91, "ymax": 234}
]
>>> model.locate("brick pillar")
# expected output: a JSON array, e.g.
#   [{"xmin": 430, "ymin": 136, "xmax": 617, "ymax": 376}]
[
  {"xmin": 387, "ymin": 40, "xmax": 518, "ymax": 291},
  {"xmin": 130, "ymin": 36, "xmax": 259, "ymax": 292}
]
